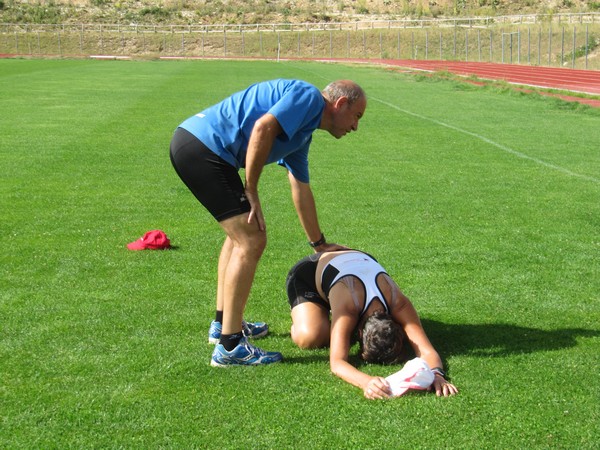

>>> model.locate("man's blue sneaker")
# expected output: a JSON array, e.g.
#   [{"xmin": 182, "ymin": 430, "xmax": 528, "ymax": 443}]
[
  {"xmin": 210, "ymin": 338, "xmax": 283, "ymax": 367},
  {"xmin": 208, "ymin": 320, "xmax": 269, "ymax": 344},
  {"xmin": 207, "ymin": 320, "xmax": 222, "ymax": 344},
  {"xmin": 242, "ymin": 320, "xmax": 269, "ymax": 340}
]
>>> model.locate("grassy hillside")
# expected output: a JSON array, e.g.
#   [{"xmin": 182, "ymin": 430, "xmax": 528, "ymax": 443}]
[{"xmin": 1, "ymin": 0, "xmax": 599, "ymax": 25}]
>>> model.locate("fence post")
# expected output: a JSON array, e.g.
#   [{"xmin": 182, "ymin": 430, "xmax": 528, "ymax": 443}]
[
  {"xmin": 585, "ymin": 24, "xmax": 589, "ymax": 69},
  {"xmin": 547, "ymin": 26, "xmax": 552, "ymax": 66},
  {"xmin": 527, "ymin": 27, "xmax": 531, "ymax": 65},
  {"xmin": 453, "ymin": 25, "xmax": 457, "ymax": 59},
  {"xmin": 561, "ymin": 27, "xmax": 565, "ymax": 66},
  {"xmin": 517, "ymin": 28, "xmax": 521, "ymax": 64},
  {"xmin": 572, "ymin": 26, "xmax": 576, "ymax": 68},
  {"xmin": 538, "ymin": 27, "xmax": 541, "ymax": 66}
]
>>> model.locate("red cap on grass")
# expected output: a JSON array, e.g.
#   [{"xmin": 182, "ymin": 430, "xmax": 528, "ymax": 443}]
[
  {"xmin": 127, "ymin": 230, "xmax": 171, "ymax": 251},
  {"xmin": 385, "ymin": 357, "xmax": 435, "ymax": 397}
]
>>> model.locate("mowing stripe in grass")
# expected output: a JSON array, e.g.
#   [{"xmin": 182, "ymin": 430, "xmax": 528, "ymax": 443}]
[
  {"xmin": 373, "ymin": 97, "xmax": 600, "ymax": 184},
  {"xmin": 287, "ymin": 60, "xmax": 598, "ymax": 183}
]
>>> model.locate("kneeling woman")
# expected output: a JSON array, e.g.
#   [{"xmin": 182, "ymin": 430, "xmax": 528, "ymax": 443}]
[{"xmin": 286, "ymin": 250, "xmax": 458, "ymax": 399}]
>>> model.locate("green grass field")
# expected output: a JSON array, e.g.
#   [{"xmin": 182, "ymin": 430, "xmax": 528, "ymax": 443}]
[{"xmin": 1, "ymin": 58, "xmax": 599, "ymax": 448}]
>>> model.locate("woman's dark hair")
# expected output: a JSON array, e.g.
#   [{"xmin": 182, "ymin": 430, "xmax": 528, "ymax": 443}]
[{"xmin": 360, "ymin": 311, "xmax": 406, "ymax": 365}]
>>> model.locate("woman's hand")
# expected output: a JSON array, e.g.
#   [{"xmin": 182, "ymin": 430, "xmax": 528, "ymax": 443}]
[
  {"xmin": 363, "ymin": 376, "xmax": 392, "ymax": 400},
  {"xmin": 431, "ymin": 374, "xmax": 458, "ymax": 397}
]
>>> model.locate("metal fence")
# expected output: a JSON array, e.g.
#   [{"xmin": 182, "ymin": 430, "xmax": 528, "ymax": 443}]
[{"xmin": 1, "ymin": 13, "xmax": 599, "ymax": 70}]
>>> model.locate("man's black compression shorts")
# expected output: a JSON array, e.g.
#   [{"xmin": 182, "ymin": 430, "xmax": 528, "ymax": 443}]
[{"xmin": 170, "ymin": 127, "xmax": 251, "ymax": 222}]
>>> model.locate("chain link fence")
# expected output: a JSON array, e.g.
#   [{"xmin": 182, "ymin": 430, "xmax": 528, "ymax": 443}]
[{"xmin": 1, "ymin": 13, "xmax": 599, "ymax": 69}]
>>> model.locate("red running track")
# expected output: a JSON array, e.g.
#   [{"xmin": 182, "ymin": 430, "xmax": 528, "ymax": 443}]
[
  {"xmin": 367, "ymin": 59, "xmax": 600, "ymax": 96},
  {"xmin": 3, "ymin": 52, "xmax": 599, "ymax": 101}
]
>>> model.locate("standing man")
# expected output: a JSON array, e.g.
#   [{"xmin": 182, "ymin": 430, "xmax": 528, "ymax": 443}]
[{"xmin": 170, "ymin": 79, "xmax": 367, "ymax": 367}]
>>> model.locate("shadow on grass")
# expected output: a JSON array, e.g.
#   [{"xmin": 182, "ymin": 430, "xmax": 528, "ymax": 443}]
[
  {"xmin": 422, "ymin": 319, "xmax": 599, "ymax": 358},
  {"xmin": 269, "ymin": 323, "xmax": 599, "ymax": 367},
  {"xmin": 281, "ymin": 354, "xmax": 331, "ymax": 364}
]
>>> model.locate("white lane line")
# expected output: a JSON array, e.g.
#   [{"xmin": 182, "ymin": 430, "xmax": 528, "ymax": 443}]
[{"xmin": 373, "ymin": 97, "xmax": 599, "ymax": 184}]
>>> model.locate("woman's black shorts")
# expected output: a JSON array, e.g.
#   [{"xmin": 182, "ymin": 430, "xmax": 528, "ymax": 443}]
[
  {"xmin": 285, "ymin": 253, "xmax": 329, "ymax": 310},
  {"xmin": 169, "ymin": 127, "xmax": 251, "ymax": 222}
]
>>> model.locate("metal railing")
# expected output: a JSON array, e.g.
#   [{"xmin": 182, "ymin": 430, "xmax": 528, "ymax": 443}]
[{"xmin": 1, "ymin": 13, "xmax": 599, "ymax": 70}]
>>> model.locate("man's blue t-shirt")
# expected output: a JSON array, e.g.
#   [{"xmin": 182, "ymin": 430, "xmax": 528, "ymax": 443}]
[{"xmin": 178, "ymin": 79, "xmax": 325, "ymax": 184}]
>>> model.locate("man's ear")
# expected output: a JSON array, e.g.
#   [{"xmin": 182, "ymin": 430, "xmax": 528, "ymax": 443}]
[{"xmin": 334, "ymin": 96, "xmax": 348, "ymax": 109}]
